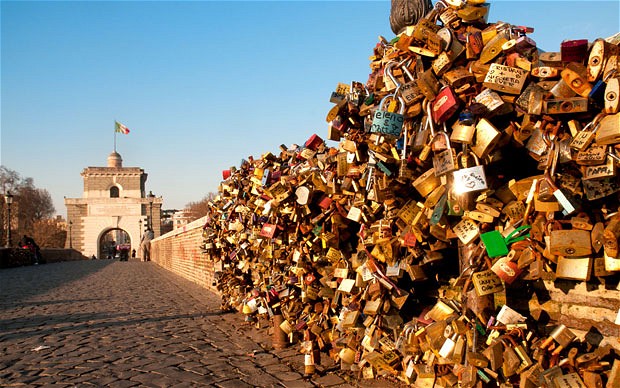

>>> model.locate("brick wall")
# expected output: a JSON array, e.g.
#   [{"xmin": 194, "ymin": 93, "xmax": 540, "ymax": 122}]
[{"xmin": 150, "ymin": 216, "xmax": 217, "ymax": 292}]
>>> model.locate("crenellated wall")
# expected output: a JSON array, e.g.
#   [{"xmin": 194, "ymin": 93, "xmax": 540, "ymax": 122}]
[{"xmin": 150, "ymin": 216, "xmax": 218, "ymax": 292}]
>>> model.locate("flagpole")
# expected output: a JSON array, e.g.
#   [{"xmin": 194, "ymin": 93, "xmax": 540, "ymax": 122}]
[{"xmin": 114, "ymin": 120, "xmax": 117, "ymax": 152}]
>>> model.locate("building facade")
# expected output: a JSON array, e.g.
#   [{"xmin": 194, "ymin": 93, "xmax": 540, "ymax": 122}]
[{"xmin": 64, "ymin": 152, "xmax": 162, "ymax": 259}]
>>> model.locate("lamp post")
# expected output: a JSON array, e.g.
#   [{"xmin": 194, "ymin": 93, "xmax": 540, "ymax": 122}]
[
  {"xmin": 69, "ymin": 221, "xmax": 73, "ymax": 249},
  {"xmin": 4, "ymin": 191, "xmax": 13, "ymax": 248},
  {"xmin": 147, "ymin": 191, "xmax": 155, "ymax": 231},
  {"xmin": 139, "ymin": 219, "xmax": 143, "ymax": 240}
]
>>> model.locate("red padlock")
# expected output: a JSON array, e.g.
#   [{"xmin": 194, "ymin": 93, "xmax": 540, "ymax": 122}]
[
  {"xmin": 561, "ymin": 39, "xmax": 589, "ymax": 63},
  {"xmin": 305, "ymin": 134, "xmax": 324, "ymax": 150},
  {"xmin": 491, "ymin": 256, "xmax": 522, "ymax": 284},
  {"xmin": 432, "ymin": 86, "xmax": 460, "ymax": 123}
]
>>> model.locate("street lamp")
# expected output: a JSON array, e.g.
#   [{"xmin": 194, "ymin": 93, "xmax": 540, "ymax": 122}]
[
  {"xmin": 147, "ymin": 191, "xmax": 155, "ymax": 231},
  {"xmin": 139, "ymin": 219, "xmax": 143, "ymax": 240},
  {"xmin": 69, "ymin": 221, "xmax": 73, "ymax": 249},
  {"xmin": 4, "ymin": 191, "xmax": 13, "ymax": 248}
]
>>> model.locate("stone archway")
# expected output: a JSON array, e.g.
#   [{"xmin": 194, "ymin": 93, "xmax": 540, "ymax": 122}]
[{"xmin": 99, "ymin": 228, "xmax": 132, "ymax": 260}]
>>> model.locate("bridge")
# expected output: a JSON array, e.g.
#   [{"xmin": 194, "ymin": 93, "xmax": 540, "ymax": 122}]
[{"xmin": 0, "ymin": 255, "xmax": 378, "ymax": 387}]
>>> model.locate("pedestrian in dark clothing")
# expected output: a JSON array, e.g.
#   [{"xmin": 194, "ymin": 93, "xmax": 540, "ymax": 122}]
[{"xmin": 19, "ymin": 235, "xmax": 41, "ymax": 265}]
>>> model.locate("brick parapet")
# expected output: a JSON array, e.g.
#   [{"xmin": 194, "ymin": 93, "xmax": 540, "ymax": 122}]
[{"xmin": 150, "ymin": 216, "xmax": 217, "ymax": 293}]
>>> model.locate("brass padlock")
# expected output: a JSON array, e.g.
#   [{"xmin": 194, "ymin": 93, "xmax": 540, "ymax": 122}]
[
  {"xmin": 483, "ymin": 63, "xmax": 528, "ymax": 95},
  {"xmin": 587, "ymin": 38, "xmax": 618, "ymax": 82},
  {"xmin": 561, "ymin": 62, "xmax": 593, "ymax": 97},
  {"xmin": 595, "ymin": 113, "xmax": 620, "ymax": 145},
  {"xmin": 605, "ymin": 75, "xmax": 619, "ymax": 113},
  {"xmin": 575, "ymin": 144, "xmax": 607, "ymax": 165},
  {"xmin": 471, "ymin": 118, "xmax": 501, "ymax": 159},
  {"xmin": 450, "ymin": 111, "xmax": 476, "ymax": 144},
  {"xmin": 479, "ymin": 29, "xmax": 509, "ymax": 64},
  {"xmin": 413, "ymin": 167, "xmax": 441, "ymax": 198}
]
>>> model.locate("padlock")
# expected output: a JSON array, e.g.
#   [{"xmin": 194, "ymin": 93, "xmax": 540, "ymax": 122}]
[
  {"xmin": 416, "ymin": 69, "xmax": 440, "ymax": 101},
  {"xmin": 561, "ymin": 39, "xmax": 589, "ymax": 63},
  {"xmin": 541, "ymin": 324, "xmax": 576, "ymax": 353},
  {"xmin": 588, "ymin": 38, "xmax": 618, "ymax": 82},
  {"xmin": 549, "ymin": 229, "xmax": 592, "ymax": 257},
  {"xmin": 330, "ymin": 82, "xmax": 351, "ymax": 104},
  {"xmin": 443, "ymin": 67, "xmax": 476, "ymax": 91},
  {"xmin": 483, "ymin": 63, "xmax": 529, "ymax": 95},
  {"xmin": 575, "ymin": 144, "xmax": 608, "ymax": 165},
  {"xmin": 453, "ymin": 151, "xmax": 488, "ymax": 194},
  {"xmin": 545, "ymin": 96, "xmax": 589, "ymax": 114},
  {"xmin": 370, "ymin": 93, "xmax": 406, "ymax": 137},
  {"xmin": 570, "ymin": 115, "xmax": 604, "ymax": 151},
  {"xmin": 450, "ymin": 111, "xmax": 476, "ymax": 144},
  {"xmin": 549, "ymin": 78, "xmax": 578, "ymax": 98},
  {"xmin": 561, "ymin": 62, "xmax": 593, "ymax": 97},
  {"xmin": 474, "ymin": 88, "xmax": 510, "ymax": 116},
  {"xmin": 480, "ymin": 225, "xmax": 530, "ymax": 258},
  {"xmin": 431, "ymin": 85, "xmax": 460, "ymax": 123},
  {"xmin": 471, "ymin": 118, "xmax": 501, "ymax": 159},
  {"xmin": 595, "ymin": 113, "xmax": 620, "ymax": 145},
  {"xmin": 604, "ymin": 74, "xmax": 619, "ymax": 113},
  {"xmin": 556, "ymin": 256, "xmax": 592, "ymax": 281},
  {"xmin": 583, "ymin": 156, "xmax": 616, "ymax": 180},
  {"xmin": 432, "ymin": 131, "xmax": 458, "ymax": 176},
  {"xmin": 479, "ymin": 29, "xmax": 509, "ymax": 64}
]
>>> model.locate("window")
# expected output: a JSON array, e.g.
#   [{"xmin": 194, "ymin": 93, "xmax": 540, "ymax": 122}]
[{"xmin": 110, "ymin": 186, "xmax": 120, "ymax": 198}]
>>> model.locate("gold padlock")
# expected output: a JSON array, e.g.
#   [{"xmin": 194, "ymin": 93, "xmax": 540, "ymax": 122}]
[
  {"xmin": 595, "ymin": 113, "xmax": 620, "ymax": 145},
  {"xmin": 472, "ymin": 118, "xmax": 501, "ymax": 159}
]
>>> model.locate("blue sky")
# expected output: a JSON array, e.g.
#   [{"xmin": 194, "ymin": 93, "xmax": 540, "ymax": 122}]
[{"xmin": 1, "ymin": 1, "xmax": 619, "ymax": 217}]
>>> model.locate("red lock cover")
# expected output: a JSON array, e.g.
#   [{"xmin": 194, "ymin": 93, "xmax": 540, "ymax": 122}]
[
  {"xmin": 305, "ymin": 134, "xmax": 324, "ymax": 150},
  {"xmin": 259, "ymin": 223, "xmax": 277, "ymax": 238},
  {"xmin": 432, "ymin": 87, "xmax": 460, "ymax": 123},
  {"xmin": 561, "ymin": 39, "xmax": 589, "ymax": 63}
]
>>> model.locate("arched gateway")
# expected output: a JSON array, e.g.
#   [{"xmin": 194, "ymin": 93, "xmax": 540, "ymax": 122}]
[{"xmin": 65, "ymin": 152, "xmax": 161, "ymax": 259}]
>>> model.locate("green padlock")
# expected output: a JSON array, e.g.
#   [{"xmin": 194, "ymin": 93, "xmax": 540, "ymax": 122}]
[{"xmin": 481, "ymin": 225, "xmax": 531, "ymax": 258}]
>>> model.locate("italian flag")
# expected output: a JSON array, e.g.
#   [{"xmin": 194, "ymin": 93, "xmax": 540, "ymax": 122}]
[{"xmin": 115, "ymin": 121, "xmax": 130, "ymax": 134}]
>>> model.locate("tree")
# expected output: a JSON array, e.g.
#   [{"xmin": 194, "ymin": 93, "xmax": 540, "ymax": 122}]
[
  {"xmin": 185, "ymin": 192, "xmax": 217, "ymax": 222},
  {"xmin": 0, "ymin": 166, "xmax": 58, "ymax": 246},
  {"xmin": 32, "ymin": 218, "xmax": 67, "ymax": 248},
  {"xmin": 16, "ymin": 185, "xmax": 55, "ymax": 234}
]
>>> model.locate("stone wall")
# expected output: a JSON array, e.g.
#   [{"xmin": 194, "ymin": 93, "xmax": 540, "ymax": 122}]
[
  {"xmin": 150, "ymin": 216, "xmax": 217, "ymax": 293},
  {"xmin": 0, "ymin": 248, "xmax": 90, "ymax": 268}
]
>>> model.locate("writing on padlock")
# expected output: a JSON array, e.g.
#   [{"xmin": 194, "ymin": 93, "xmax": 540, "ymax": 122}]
[
  {"xmin": 370, "ymin": 94, "xmax": 405, "ymax": 137},
  {"xmin": 452, "ymin": 151, "xmax": 488, "ymax": 194}
]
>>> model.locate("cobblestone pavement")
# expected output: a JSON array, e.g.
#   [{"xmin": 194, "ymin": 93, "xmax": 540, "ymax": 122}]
[{"xmin": 0, "ymin": 260, "xmax": 405, "ymax": 387}]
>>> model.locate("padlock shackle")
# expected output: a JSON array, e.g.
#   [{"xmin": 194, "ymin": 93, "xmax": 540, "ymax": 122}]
[
  {"xmin": 430, "ymin": 130, "xmax": 452, "ymax": 150},
  {"xmin": 384, "ymin": 61, "xmax": 402, "ymax": 89},
  {"xmin": 424, "ymin": 99, "xmax": 436, "ymax": 136},
  {"xmin": 603, "ymin": 68, "xmax": 618, "ymax": 82},
  {"xmin": 378, "ymin": 93, "xmax": 406, "ymax": 115},
  {"xmin": 456, "ymin": 149, "xmax": 480, "ymax": 168}
]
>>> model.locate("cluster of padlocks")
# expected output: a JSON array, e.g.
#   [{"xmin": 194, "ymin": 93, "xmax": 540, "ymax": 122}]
[{"xmin": 201, "ymin": 0, "xmax": 620, "ymax": 386}]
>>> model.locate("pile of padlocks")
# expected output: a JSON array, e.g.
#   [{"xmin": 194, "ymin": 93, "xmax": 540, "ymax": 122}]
[{"xmin": 202, "ymin": 0, "xmax": 620, "ymax": 386}]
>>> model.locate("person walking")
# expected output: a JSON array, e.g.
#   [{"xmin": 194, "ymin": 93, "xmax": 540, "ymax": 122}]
[{"xmin": 139, "ymin": 228, "xmax": 154, "ymax": 261}]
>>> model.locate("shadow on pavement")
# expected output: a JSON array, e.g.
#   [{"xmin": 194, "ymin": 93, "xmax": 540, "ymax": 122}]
[
  {"xmin": 0, "ymin": 310, "xmax": 223, "ymax": 343},
  {"xmin": 0, "ymin": 260, "xmax": 115, "ymax": 309}
]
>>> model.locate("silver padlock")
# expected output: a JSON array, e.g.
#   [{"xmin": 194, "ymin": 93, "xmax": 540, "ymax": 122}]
[{"xmin": 452, "ymin": 151, "xmax": 488, "ymax": 194}]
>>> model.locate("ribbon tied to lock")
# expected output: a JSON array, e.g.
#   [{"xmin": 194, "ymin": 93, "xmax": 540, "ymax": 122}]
[{"xmin": 480, "ymin": 225, "xmax": 531, "ymax": 258}]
